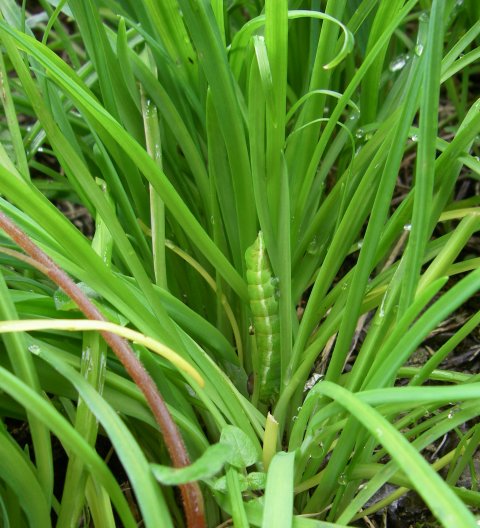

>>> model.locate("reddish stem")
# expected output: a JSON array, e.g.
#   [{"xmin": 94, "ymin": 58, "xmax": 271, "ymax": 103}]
[{"xmin": 0, "ymin": 211, "xmax": 205, "ymax": 528}]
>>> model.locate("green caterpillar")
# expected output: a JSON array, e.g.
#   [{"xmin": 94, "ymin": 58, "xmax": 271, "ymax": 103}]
[{"xmin": 245, "ymin": 232, "xmax": 280, "ymax": 403}]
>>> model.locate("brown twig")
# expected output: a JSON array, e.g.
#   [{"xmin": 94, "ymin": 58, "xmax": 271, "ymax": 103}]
[{"xmin": 0, "ymin": 210, "xmax": 205, "ymax": 528}]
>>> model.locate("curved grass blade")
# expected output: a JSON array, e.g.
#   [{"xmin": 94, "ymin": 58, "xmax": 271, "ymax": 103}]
[
  {"xmin": 0, "ymin": 428, "xmax": 51, "ymax": 528},
  {"xmin": 30, "ymin": 344, "xmax": 175, "ymax": 528},
  {"xmin": 312, "ymin": 381, "xmax": 476, "ymax": 527},
  {"xmin": 0, "ymin": 365, "xmax": 137, "ymax": 528}
]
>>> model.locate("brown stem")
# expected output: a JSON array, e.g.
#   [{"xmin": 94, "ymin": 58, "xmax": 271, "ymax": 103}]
[{"xmin": 0, "ymin": 211, "xmax": 205, "ymax": 528}]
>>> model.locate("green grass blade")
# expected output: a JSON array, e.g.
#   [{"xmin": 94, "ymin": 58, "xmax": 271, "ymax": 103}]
[
  {"xmin": 0, "ymin": 271, "xmax": 53, "ymax": 505},
  {"xmin": 0, "ymin": 23, "xmax": 248, "ymax": 300},
  {"xmin": 0, "ymin": 427, "xmax": 51, "ymax": 527},
  {"xmin": 0, "ymin": 366, "xmax": 137, "ymax": 528},
  {"xmin": 398, "ymin": 0, "xmax": 445, "ymax": 313},
  {"xmin": 313, "ymin": 381, "xmax": 476, "ymax": 527},
  {"xmin": 262, "ymin": 451, "xmax": 295, "ymax": 528},
  {"xmin": 226, "ymin": 467, "xmax": 250, "ymax": 528},
  {"xmin": 0, "ymin": 51, "xmax": 29, "ymax": 180},
  {"xmin": 177, "ymin": 0, "xmax": 256, "ymax": 258},
  {"xmin": 264, "ymin": 0, "xmax": 287, "ymax": 225},
  {"xmin": 34, "ymin": 344, "xmax": 174, "ymax": 528}
]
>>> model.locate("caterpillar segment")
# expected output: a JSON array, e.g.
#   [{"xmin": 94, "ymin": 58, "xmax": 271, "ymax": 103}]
[{"xmin": 245, "ymin": 232, "xmax": 280, "ymax": 403}]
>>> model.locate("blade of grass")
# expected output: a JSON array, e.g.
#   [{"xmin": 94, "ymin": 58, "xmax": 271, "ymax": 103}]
[
  {"xmin": 264, "ymin": 0, "xmax": 287, "ymax": 226},
  {"xmin": 177, "ymin": 0, "xmax": 256, "ymax": 259},
  {"xmin": 226, "ymin": 467, "xmax": 250, "ymax": 528},
  {"xmin": 0, "ymin": 271, "xmax": 53, "ymax": 504},
  {"xmin": 262, "ymin": 451, "xmax": 295, "ymax": 528},
  {"xmin": 0, "ymin": 51, "xmax": 29, "ymax": 180},
  {"xmin": 0, "ymin": 427, "xmax": 51, "ymax": 527},
  {"xmin": 0, "ymin": 23, "xmax": 248, "ymax": 300},
  {"xmin": 34, "ymin": 343, "xmax": 177, "ymax": 528},
  {"xmin": 308, "ymin": 381, "xmax": 476, "ymax": 526},
  {"xmin": 55, "ymin": 195, "xmax": 111, "ymax": 527},
  {"xmin": 0, "ymin": 366, "xmax": 138, "ymax": 527},
  {"xmin": 398, "ymin": 0, "xmax": 445, "ymax": 313}
]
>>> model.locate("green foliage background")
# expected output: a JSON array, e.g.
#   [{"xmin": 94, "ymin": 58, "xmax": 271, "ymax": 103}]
[{"xmin": 0, "ymin": 0, "xmax": 480, "ymax": 526}]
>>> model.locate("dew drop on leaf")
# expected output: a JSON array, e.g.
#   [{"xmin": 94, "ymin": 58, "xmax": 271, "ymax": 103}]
[
  {"xmin": 28, "ymin": 344, "xmax": 41, "ymax": 355},
  {"xmin": 419, "ymin": 11, "xmax": 429, "ymax": 22},
  {"xmin": 389, "ymin": 54, "xmax": 408, "ymax": 72}
]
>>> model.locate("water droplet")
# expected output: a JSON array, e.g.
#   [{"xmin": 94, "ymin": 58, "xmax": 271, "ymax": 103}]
[
  {"xmin": 28, "ymin": 344, "xmax": 40, "ymax": 355},
  {"xmin": 414, "ymin": 44, "xmax": 424, "ymax": 57},
  {"xmin": 37, "ymin": 147, "xmax": 44, "ymax": 153},
  {"xmin": 310, "ymin": 442, "xmax": 324, "ymax": 459},
  {"xmin": 153, "ymin": 143, "xmax": 161, "ymax": 161},
  {"xmin": 389, "ymin": 54, "xmax": 408, "ymax": 72},
  {"xmin": 419, "ymin": 11, "xmax": 429, "ymax": 22},
  {"xmin": 210, "ymin": 215, "xmax": 215, "ymax": 224},
  {"xmin": 376, "ymin": 427, "xmax": 384, "ymax": 438},
  {"xmin": 410, "ymin": 134, "xmax": 418, "ymax": 142},
  {"xmin": 338, "ymin": 473, "xmax": 347, "ymax": 485},
  {"xmin": 143, "ymin": 99, "xmax": 157, "ymax": 118},
  {"xmin": 357, "ymin": 241, "xmax": 363, "ymax": 249},
  {"xmin": 448, "ymin": 411, "xmax": 454, "ymax": 419},
  {"xmin": 364, "ymin": 132, "xmax": 373, "ymax": 141},
  {"xmin": 307, "ymin": 236, "xmax": 320, "ymax": 255},
  {"xmin": 403, "ymin": 223, "xmax": 412, "ymax": 231},
  {"xmin": 378, "ymin": 293, "xmax": 387, "ymax": 319},
  {"xmin": 355, "ymin": 128, "xmax": 365, "ymax": 139},
  {"xmin": 292, "ymin": 415, "xmax": 298, "ymax": 422},
  {"xmin": 186, "ymin": 385, "xmax": 196, "ymax": 397},
  {"xmin": 270, "ymin": 276, "xmax": 280, "ymax": 287}
]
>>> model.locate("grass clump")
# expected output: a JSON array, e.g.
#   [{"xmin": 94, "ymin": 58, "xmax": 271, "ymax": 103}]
[{"xmin": 0, "ymin": 0, "xmax": 480, "ymax": 526}]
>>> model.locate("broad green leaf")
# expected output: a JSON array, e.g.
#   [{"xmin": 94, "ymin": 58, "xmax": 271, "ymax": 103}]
[
  {"xmin": 220, "ymin": 425, "xmax": 258, "ymax": 468},
  {"xmin": 152, "ymin": 443, "xmax": 230, "ymax": 485}
]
